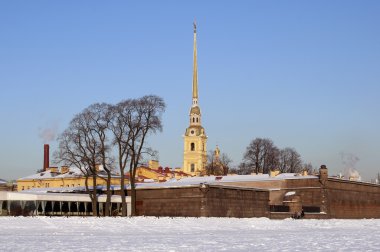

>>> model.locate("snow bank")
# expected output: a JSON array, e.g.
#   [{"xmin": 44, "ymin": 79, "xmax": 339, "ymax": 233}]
[{"xmin": 0, "ymin": 217, "xmax": 379, "ymax": 251}]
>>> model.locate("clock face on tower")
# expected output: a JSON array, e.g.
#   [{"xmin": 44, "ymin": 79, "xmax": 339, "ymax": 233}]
[{"xmin": 190, "ymin": 130, "xmax": 195, "ymax": 135}]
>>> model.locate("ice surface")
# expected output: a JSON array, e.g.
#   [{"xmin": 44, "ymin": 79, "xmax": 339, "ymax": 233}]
[{"xmin": 0, "ymin": 217, "xmax": 379, "ymax": 251}]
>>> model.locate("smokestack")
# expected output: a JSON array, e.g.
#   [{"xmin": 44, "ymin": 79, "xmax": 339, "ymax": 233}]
[{"xmin": 43, "ymin": 144, "xmax": 49, "ymax": 171}]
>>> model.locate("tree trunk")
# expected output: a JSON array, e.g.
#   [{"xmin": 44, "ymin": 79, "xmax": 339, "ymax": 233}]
[
  {"xmin": 131, "ymin": 184, "xmax": 136, "ymax": 216},
  {"xmin": 105, "ymin": 174, "xmax": 111, "ymax": 216},
  {"xmin": 130, "ymin": 173, "xmax": 137, "ymax": 216},
  {"xmin": 91, "ymin": 174, "xmax": 98, "ymax": 216},
  {"xmin": 120, "ymin": 169, "xmax": 127, "ymax": 216}
]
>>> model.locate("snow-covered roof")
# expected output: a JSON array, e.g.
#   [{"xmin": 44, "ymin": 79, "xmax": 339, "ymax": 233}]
[
  {"xmin": 22, "ymin": 186, "xmax": 87, "ymax": 193},
  {"xmin": 0, "ymin": 191, "xmax": 129, "ymax": 203},
  {"xmin": 133, "ymin": 173, "xmax": 319, "ymax": 190},
  {"xmin": 23, "ymin": 184, "xmax": 124, "ymax": 193},
  {"xmin": 18, "ymin": 169, "xmax": 319, "ymax": 190},
  {"xmin": 0, "ymin": 178, "xmax": 7, "ymax": 184},
  {"xmin": 18, "ymin": 167, "xmax": 121, "ymax": 181}
]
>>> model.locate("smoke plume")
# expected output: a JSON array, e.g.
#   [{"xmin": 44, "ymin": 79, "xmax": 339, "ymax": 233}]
[
  {"xmin": 38, "ymin": 123, "xmax": 59, "ymax": 143},
  {"xmin": 340, "ymin": 152, "xmax": 361, "ymax": 181}
]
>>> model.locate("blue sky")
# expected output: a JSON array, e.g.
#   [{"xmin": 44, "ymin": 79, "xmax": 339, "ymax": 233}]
[{"xmin": 0, "ymin": 1, "xmax": 379, "ymax": 180}]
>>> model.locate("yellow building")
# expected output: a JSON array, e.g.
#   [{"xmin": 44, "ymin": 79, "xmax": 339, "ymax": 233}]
[
  {"xmin": 183, "ymin": 22, "xmax": 208, "ymax": 176},
  {"xmin": 17, "ymin": 166, "xmax": 127, "ymax": 192},
  {"xmin": 17, "ymin": 162, "xmax": 191, "ymax": 191},
  {"xmin": 0, "ymin": 178, "xmax": 14, "ymax": 191},
  {"xmin": 136, "ymin": 161, "xmax": 191, "ymax": 182}
]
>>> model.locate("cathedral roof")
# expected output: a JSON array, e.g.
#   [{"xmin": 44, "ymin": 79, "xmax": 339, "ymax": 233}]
[
  {"xmin": 185, "ymin": 125, "xmax": 206, "ymax": 136},
  {"xmin": 190, "ymin": 106, "xmax": 201, "ymax": 115}
]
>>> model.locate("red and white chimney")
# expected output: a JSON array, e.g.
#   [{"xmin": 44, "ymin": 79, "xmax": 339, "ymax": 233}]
[{"xmin": 43, "ymin": 144, "xmax": 49, "ymax": 171}]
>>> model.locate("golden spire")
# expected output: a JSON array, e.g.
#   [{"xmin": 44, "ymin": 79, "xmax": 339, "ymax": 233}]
[{"xmin": 192, "ymin": 21, "xmax": 198, "ymax": 100}]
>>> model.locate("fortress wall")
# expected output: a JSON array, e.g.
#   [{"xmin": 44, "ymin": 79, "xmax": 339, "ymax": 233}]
[
  {"xmin": 281, "ymin": 179, "xmax": 322, "ymax": 208},
  {"xmin": 136, "ymin": 187, "xmax": 204, "ymax": 217},
  {"xmin": 220, "ymin": 178, "xmax": 322, "ymax": 206},
  {"xmin": 326, "ymin": 179, "xmax": 380, "ymax": 218},
  {"xmin": 133, "ymin": 177, "xmax": 380, "ymax": 219},
  {"xmin": 205, "ymin": 187, "xmax": 269, "ymax": 218},
  {"xmin": 135, "ymin": 186, "xmax": 270, "ymax": 218},
  {"xmin": 220, "ymin": 180, "xmax": 285, "ymax": 189}
]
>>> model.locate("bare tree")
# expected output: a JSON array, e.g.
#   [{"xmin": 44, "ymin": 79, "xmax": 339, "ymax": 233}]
[
  {"xmin": 278, "ymin": 147, "xmax": 303, "ymax": 173},
  {"xmin": 243, "ymin": 138, "xmax": 264, "ymax": 174},
  {"xmin": 55, "ymin": 103, "xmax": 115, "ymax": 216},
  {"xmin": 237, "ymin": 162, "xmax": 251, "ymax": 175},
  {"xmin": 109, "ymin": 99, "xmax": 134, "ymax": 216},
  {"xmin": 110, "ymin": 95, "xmax": 165, "ymax": 216},
  {"xmin": 84, "ymin": 103, "xmax": 114, "ymax": 216},
  {"xmin": 206, "ymin": 149, "xmax": 232, "ymax": 176},
  {"xmin": 302, "ymin": 162, "xmax": 314, "ymax": 174},
  {"xmin": 242, "ymin": 138, "xmax": 279, "ymax": 174},
  {"xmin": 55, "ymin": 96, "xmax": 165, "ymax": 217},
  {"xmin": 220, "ymin": 153, "xmax": 232, "ymax": 175},
  {"xmin": 263, "ymin": 143, "xmax": 279, "ymax": 173},
  {"xmin": 128, "ymin": 96, "xmax": 165, "ymax": 216},
  {"xmin": 205, "ymin": 150, "xmax": 216, "ymax": 175},
  {"xmin": 55, "ymin": 113, "xmax": 100, "ymax": 216},
  {"xmin": 227, "ymin": 166, "xmax": 239, "ymax": 175}
]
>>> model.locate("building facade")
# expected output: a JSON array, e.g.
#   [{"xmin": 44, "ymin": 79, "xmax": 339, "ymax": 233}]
[
  {"xmin": 17, "ymin": 166, "xmax": 126, "ymax": 192},
  {"xmin": 183, "ymin": 22, "xmax": 207, "ymax": 176}
]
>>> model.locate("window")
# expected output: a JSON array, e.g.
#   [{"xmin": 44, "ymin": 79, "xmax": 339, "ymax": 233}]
[
  {"xmin": 191, "ymin": 142, "xmax": 195, "ymax": 151},
  {"xmin": 191, "ymin": 164, "xmax": 195, "ymax": 172},
  {"xmin": 196, "ymin": 118, "xmax": 199, "ymax": 123},
  {"xmin": 22, "ymin": 186, "xmax": 24, "ymax": 190},
  {"xmin": 193, "ymin": 117, "xmax": 195, "ymax": 123}
]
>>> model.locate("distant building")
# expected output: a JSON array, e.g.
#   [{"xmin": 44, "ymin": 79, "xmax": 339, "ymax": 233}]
[
  {"xmin": 16, "ymin": 160, "xmax": 189, "ymax": 192},
  {"xmin": 0, "ymin": 179, "xmax": 8, "ymax": 191},
  {"xmin": 17, "ymin": 165, "xmax": 127, "ymax": 192},
  {"xmin": 17, "ymin": 143, "xmax": 129, "ymax": 192},
  {"xmin": 0, "ymin": 178, "xmax": 16, "ymax": 191},
  {"xmin": 136, "ymin": 161, "xmax": 191, "ymax": 182}
]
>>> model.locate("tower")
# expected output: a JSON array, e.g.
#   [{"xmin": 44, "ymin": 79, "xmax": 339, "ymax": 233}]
[{"xmin": 183, "ymin": 22, "xmax": 207, "ymax": 176}]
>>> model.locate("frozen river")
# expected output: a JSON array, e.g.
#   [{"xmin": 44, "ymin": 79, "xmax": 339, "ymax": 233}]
[{"xmin": 0, "ymin": 217, "xmax": 379, "ymax": 251}]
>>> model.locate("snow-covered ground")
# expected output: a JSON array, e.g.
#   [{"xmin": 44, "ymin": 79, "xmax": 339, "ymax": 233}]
[{"xmin": 0, "ymin": 217, "xmax": 379, "ymax": 251}]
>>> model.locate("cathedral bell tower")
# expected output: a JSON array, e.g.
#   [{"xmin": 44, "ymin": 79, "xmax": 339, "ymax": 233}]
[{"xmin": 183, "ymin": 22, "xmax": 207, "ymax": 176}]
